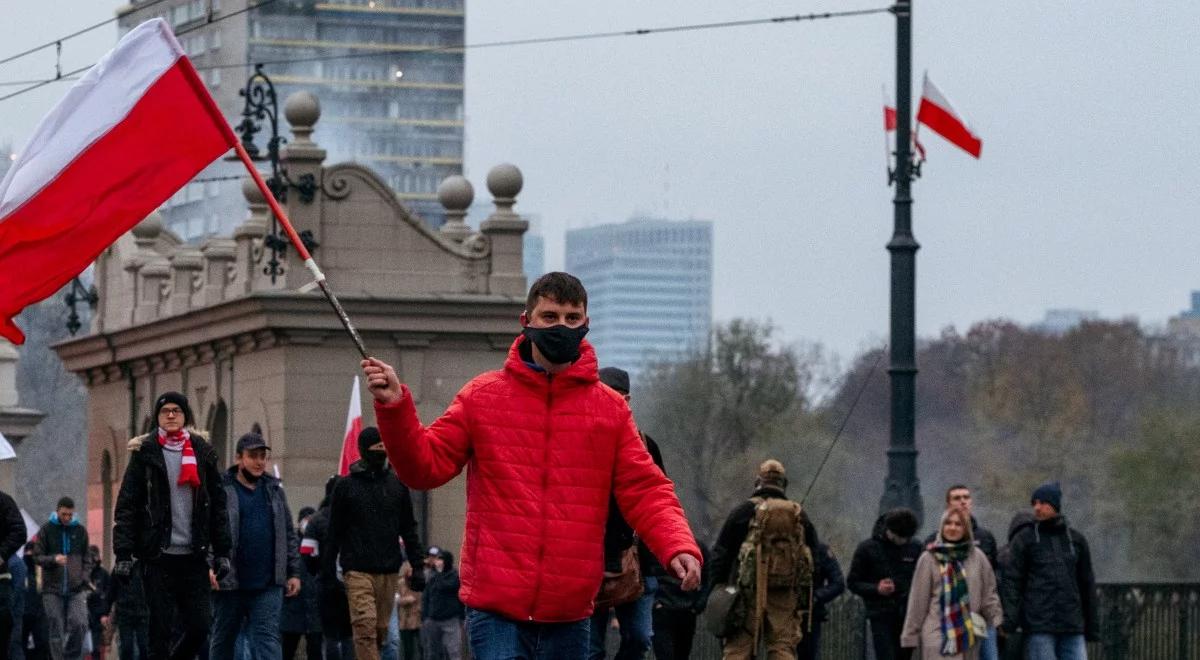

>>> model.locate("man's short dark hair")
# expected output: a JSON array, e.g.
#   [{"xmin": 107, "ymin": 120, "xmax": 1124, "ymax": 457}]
[
  {"xmin": 945, "ymin": 484, "xmax": 971, "ymax": 503},
  {"xmin": 57, "ymin": 496, "xmax": 75, "ymax": 510},
  {"xmin": 525, "ymin": 272, "xmax": 587, "ymax": 313},
  {"xmin": 884, "ymin": 508, "xmax": 919, "ymax": 538}
]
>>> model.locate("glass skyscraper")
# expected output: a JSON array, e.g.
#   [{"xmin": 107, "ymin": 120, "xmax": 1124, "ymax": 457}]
[{"xmin": 565, "ymin": 217, "xmax": 713, "ymax": 380}]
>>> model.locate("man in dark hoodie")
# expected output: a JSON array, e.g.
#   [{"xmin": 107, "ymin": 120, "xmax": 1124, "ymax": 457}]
[
  {"xmin": 112, "ymin": 391, "xmax": 232, "ymax": 660},
  {"xmin": 302, "ymin": 475, "xmax": 353, "ymax": 660},
  {"xmin": 847, "ymin": 508, "xmax": 921, "ymax": 660},
  {"xmin": 796, "ymin": 512, "xmax": 845, "ymax": 660},
  {"xmin": 421, "ymin": 547, "xmax": 462, "ymax": 660},
  {"xmin": 0, "ymin": 487, "xmax": 27, "ymax": 657},
  {"xmin": 998, "ymin": 511, "xmax": 1035, "ymax": 660},
  {"xmin": 210, "ymin": 432, "xmax": 300, "ymax": 660},
  {"xmin": 1000, "ymin": 482, "xmax": 1097, "ymax": 660},
  {"xmin": 32, "ymin": 497, "xmax": 93, "ymax": 660},
  {"xmin": 328, "ymin": 427, "xmax": 425, "ymax": 660}
]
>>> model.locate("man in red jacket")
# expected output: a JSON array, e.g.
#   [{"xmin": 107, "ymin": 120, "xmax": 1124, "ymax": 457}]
[{"xmin": 362, "ymin": 272, "xmax": 702, "ymax": 659}]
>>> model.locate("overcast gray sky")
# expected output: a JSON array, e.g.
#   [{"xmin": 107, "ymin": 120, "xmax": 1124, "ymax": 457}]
[{"xmin": 4, "ymin": 1, "xmax": 1199, "ymax": 359}]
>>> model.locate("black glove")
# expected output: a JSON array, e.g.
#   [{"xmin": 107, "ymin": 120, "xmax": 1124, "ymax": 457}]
[
  {"xmin": 112, "ymin": 560, "xmax": 134, "ymax": 578},
  {"xmin": 408, "ymin": 567, "xmax": 425, "ymax": 592},
  {"xmin": 213, "ymin": 557, "xmax": 232, "ymax": 583}
]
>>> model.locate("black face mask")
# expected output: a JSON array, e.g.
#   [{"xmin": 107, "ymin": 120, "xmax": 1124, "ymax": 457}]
[
  {"xmin": 523, "ymin": 324, "xmax": 589, "ymax": 365},
  {"xmin": 362, "ymin": 450, "xmax": 387, "ymax": 469},
  {"xmin": 239, "ymin": 467, "xmax": 262, "ymax": 484}
]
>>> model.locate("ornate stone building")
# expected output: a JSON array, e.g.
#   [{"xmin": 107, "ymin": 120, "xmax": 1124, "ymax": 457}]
[{"xmin": 54, "ymin": 92, "xmax": 528, "ymax": 558}]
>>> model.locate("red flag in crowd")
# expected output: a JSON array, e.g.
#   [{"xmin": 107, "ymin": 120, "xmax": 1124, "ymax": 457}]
[
  {"xmin": 916, "ymin": 74, "xmax": 983, "ymax": 158},
  {"xmin": 0, "ymin": 19, "xmax": 237, "ymax": 344},
  {"xmin": 338, "ymin": 376, "xmax": 364, "ymax": 476}
]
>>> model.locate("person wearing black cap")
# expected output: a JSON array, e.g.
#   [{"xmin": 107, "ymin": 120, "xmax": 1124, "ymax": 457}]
[
  {"xmin": 113, "ymin": 391, "xmax": 231, "ymax": 660},
  {"xmin": 1000, "ymin": 482, "xmax": 1097, "ymax": 660},
  {"xmin": 328, "ymin": 427, "xmax": 425, "ymax": 660},
  {"xmin": 302, "ymin": 476, "xmax": 354, "ymax": 660},
  {"xmin": 847, "ymin": 508, "xmax": 922, "ymax": 660},
  {"xmin": 209, "ymin": 432, "xmax": 300, "ymax": 660}
]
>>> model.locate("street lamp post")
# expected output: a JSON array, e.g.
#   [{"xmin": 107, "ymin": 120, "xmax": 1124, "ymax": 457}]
[{"xmin": 880, "ymin": 0, "xmax": 924, "ymax": 523}]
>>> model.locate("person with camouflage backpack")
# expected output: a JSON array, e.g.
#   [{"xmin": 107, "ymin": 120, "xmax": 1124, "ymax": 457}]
[{"xmin": 710, "ymin": 460, "xmax": 813, "ymax": 660}]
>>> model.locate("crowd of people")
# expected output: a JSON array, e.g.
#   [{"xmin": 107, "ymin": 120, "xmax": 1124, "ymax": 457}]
[{"xmin": 0, "ymin": 272, "xmax": 1099, "ymax": 660}]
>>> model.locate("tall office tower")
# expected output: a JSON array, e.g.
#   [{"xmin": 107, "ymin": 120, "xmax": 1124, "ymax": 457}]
[
  {"xmin": 117, "ymin": 0, "xmax": 464, "ymax": 240},
  {"xmin": 565, "ymin": 217, "xmax": 713, "ymax": 380}
]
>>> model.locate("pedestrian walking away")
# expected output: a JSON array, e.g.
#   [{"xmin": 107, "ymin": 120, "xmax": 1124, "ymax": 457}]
[
  {"xmin": 1000, "ymin": 482, "xmax": 1097, "ymax": 660},
  {"xmin": 847, "ymin": 508, "xmax": 921, "ymax": 660},
  {"xmin": 210, "ymin": 432, "xmax": 301, "ymax": 660},
  {"xmin": 901, "ymin": 508, "xmax": 1002, "ymax": 660},
  {"xmin": 710, "ymin": 459, "xmax": 812, "ymax": 660},
  {"xmin": 327, "ymin": 427, "xmax": 425, "ymax": 660},
  {"xmin": 112, "ymin": 391, "xmax": 232, "ymax": 660},
  {"xmin": 795, "ymin": 512, "xmax": 845, "ymax": 660},
  {"xmin": 32, "ymin": 497, "xmax": 93, "ymax": 660},
  {"xmin": 362, "ymin": 272, "xmax": 702, "ymax": 660}
]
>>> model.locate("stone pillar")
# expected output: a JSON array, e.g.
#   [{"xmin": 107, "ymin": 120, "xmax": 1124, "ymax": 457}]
[
  {"xmin": 279, "ymin": 91, "xmax": 327, "ymax": 292},
  {"xmin": 200, "ymin": 238, "xmax": 237, "ymax": 306},
  {"xmin": 168, "ymin": 248, "xmax": 203, "ymax": 316},
  {"xmin": 0, "ymin": 341, "xmax": 17, "ymax": 410},
  {"xmin": 438, "ymin": 175, "xmax": 474, "ymax": 243},
  {"xmin": 233, "ymin": 177, "xmax": 269, "ymax": 296},
  {"xmin": 135, "ymin": 258, "xmax": 170, "ymax": 324},
  {"xmin": 124, "ymin": 213, "xmax": 166, "ymax": 327},
  {"xmin": 480, "ymin": 164, "xmax": 529, "ymax": 297},
  {"xmin": 0, "ymin": 339, "xmax": 45, "ymax": 494}
]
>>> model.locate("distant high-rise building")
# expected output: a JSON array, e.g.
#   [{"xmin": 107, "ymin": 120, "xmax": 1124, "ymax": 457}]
[
  {"xmin": 117, "ymin": 0, "xmax": 464, "ymax": 241},
  {"xmin": 565, "ymin": 217, "xmax": 712, "ymax": 379},
  {"xmin": 1033, "ymin": 308, "xmax": 1100, "ymax": 335}
]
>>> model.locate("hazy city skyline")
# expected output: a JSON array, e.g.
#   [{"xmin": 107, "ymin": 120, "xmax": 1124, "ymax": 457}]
[{"xmin": 3, "ymin": 1, "xmax": 1199, "ymax": 359}]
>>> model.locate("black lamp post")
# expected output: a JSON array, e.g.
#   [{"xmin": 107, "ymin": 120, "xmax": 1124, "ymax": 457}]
[
  {"xmin": 234, "ymin": 64, "xmax": 318, "ymax": 284},
  {"xmin": 880, "ymin": 0, "xmax": 924, "ymax": 523},
  {"xmin": 64, "ymin": 276, "xmax": 98, "ymax": 336}
]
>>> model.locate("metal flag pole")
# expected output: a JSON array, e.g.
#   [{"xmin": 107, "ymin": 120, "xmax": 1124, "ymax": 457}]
[{"xmin": 232, "ymin": 140, "xmax": 371, "ymax": 359}]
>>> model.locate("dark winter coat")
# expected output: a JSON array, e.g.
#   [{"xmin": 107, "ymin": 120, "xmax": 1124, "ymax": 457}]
[
  {"xmin": 1000, "ymin": 515, "xmax": 1098, "ymax": 639},
  {"xmin": 303, "ymin": 503, "xmax": 354, "ymax": 639},
  {"xmin": 846, "ymin": 514, "xmax": 922, "ymax": 619},
  {"xmin": 811, "ymin": 542, "xmax": 845, "ymax": 623},
  {"xmin": 31, "ymin": 515, "xmax": 94, "ymax": 595},
  {"xmin": 709, "ymin": 486, "xmax": 790, "ymax": 586},
  {"xmin": 0, "ymin": 491, "xmax": 26, "ymax": 572},
  {"xmin": 113, "ymin": 433, "xmax": 232, "ymax": 562},
  {"xmin": 87, "ymin": 565, "xmax": 111, "ymax": 632},
  {"xmin": 281, "ymin": 527, "xmax": 321, "ymax": 635},
  {"xmin": 327, "ymin": 460, "xmax": 423, "ymax": 576},
  {"xmin": 924, "ymin": 515, "xmax": 998, "ymax": 568},
  {"xmin": 422, "ymin": 551, "xmax": 463, "ymax": 622},
  {"xmin": 654, "ymin": 542, "xmax": 712, "ymax": 614},
  {"xmin": 219, "ymin": 468, "xmax": 300, "ymax": 590},
  {"xmin": 105, "ymin": 561, "xmax": 150, "ymax": 625},
  {"xmin": 602, "ymin": 434, "xmax": 666, "ymax": 576}
]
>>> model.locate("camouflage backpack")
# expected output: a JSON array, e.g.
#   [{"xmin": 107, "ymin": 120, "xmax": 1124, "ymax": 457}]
[{"xmin": 733, "ymin": 497, "xmax": 814, "ymax": 628}]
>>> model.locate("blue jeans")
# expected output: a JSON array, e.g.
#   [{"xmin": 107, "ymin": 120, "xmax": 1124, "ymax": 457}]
[
  {"xmin": 587, "ymin": 576, "xmax": 656, "ymax": 660},
  {"xmin": 381, "ymin": 605, "xmax": 399, "ymax": 660},
  {"xmin": 210, "ymin": 588, "xmax": 284, "ymax": 660},
  {"xmin": 1026, "ymin": 633, "xmax": 1087, "ymax": 660},
  {"xmin": 979, "ymin": 627, "xmax": 998, "ymax": 660},
  {"xmin": 466, "ymin": 608, "xmax": 589, "ymax": 660}
]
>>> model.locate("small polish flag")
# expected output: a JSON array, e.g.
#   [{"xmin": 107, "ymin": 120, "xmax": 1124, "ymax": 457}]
[
  {"xmin": 916, "ymin": 74, "xmax": 982, "ymax": 158},
  {"xmin": 300, "ymin": 537, "xmax": 319, "ymax": 556},
  {"xmin": 0, "ymin": 19, "xmax": 237, "ymax": 343},
  {"xmin": 338, "ymin": 376, "xmax": 364, "ymax": 476}
]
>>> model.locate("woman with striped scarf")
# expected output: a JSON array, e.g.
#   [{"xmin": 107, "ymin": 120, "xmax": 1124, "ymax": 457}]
[{"xmin": 901, "ymin": 508, "xmax": 1002, "ymax": 659}]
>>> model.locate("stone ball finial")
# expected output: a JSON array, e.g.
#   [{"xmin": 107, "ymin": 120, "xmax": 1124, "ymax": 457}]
[
  {"xmin": 437, "ymin": 175, "xmax": 474, "ymax": 211},
  {"xmin": 284, "ymin": 91, "xmax": 321, "ymax": 130},
  {"xmin": 131, "ymin": 211, "xmax": 164, "ymax": 239},
  {"xmin": 242, "ymin": 176, "xmax": 266, "ymax": 204},
  {"xmin": 486, "ymin": 163, "xmax": 523, "ymax": 200}
]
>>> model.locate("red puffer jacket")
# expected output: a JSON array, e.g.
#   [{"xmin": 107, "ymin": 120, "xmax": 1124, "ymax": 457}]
[{"xmin": 375, "ymin": 336, "xmax": 701, "ymax": 623}]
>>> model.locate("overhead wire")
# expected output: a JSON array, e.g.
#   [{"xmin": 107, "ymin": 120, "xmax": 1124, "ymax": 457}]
[
  {"xmin": 0, "ymin": 6, "xmax": 890, "ymax": 102},
  {"xmin": 0, "ymin": 0, "xmax": 177, "ymax": 66}
]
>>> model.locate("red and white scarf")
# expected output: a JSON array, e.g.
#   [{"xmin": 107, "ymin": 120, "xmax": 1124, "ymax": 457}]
[{"xmin": 158, "ymin": 428, "xmax": 201, "ymax": 488}]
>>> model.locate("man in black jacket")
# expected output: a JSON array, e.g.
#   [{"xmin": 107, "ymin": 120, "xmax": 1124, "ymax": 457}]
[
  {"xmin": 210, "ymin": 433, "xmax": 301, "ymax": 660},
  {"xmin": 328, "ymin": 427, "xmax": 424, "ymax": 660},
  {"xmin": 32, "ymin": 496, "xmax": 93, "ymax": 660},
  {"xmin": 796, "ymin": 513, "xmax": 844, "ymax": 660},
  {"xmin": 0, "ymin": 488, "xmax": 28, "ymax": 656},
  {"xmin": 421, "ymin": 548, "xmax": 463, "ymax": 660},
  {"xmin": 846, "ymin": 509, "xmax": 920, "ymax": 660},
  {"xmin": 112, "ymin": 392, "xmax": 232, "ymax": 660},
  {"xmin": 302, "ymin": 476, "xmax": 353, "ymax": 660},
  {"xmin": 1000, "ymin": 482, "xmax": 1097, "ymax": 660}
]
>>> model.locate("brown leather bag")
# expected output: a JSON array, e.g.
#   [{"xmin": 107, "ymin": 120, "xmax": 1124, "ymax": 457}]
[{"xmin": 595, "ymin": 543, "xmax": 643, "ymax": 611}]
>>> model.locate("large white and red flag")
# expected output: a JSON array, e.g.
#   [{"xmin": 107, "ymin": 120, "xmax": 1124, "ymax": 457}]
[
  {"xmin": 337, "ymin": 376, "xmax": 364, "ymax": 476},
  {"xmin": 0, "ymin": 19, "xmax": 237, "ymax": 343},
  {"xmin": 916, "ymin": 74, "xmax": 982, "ymax": 159}
]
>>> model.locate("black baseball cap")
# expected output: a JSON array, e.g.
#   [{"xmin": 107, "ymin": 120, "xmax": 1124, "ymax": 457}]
[{"xmin": 236, "ymin": 432, "xmax": 270, "ymax": 454}]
